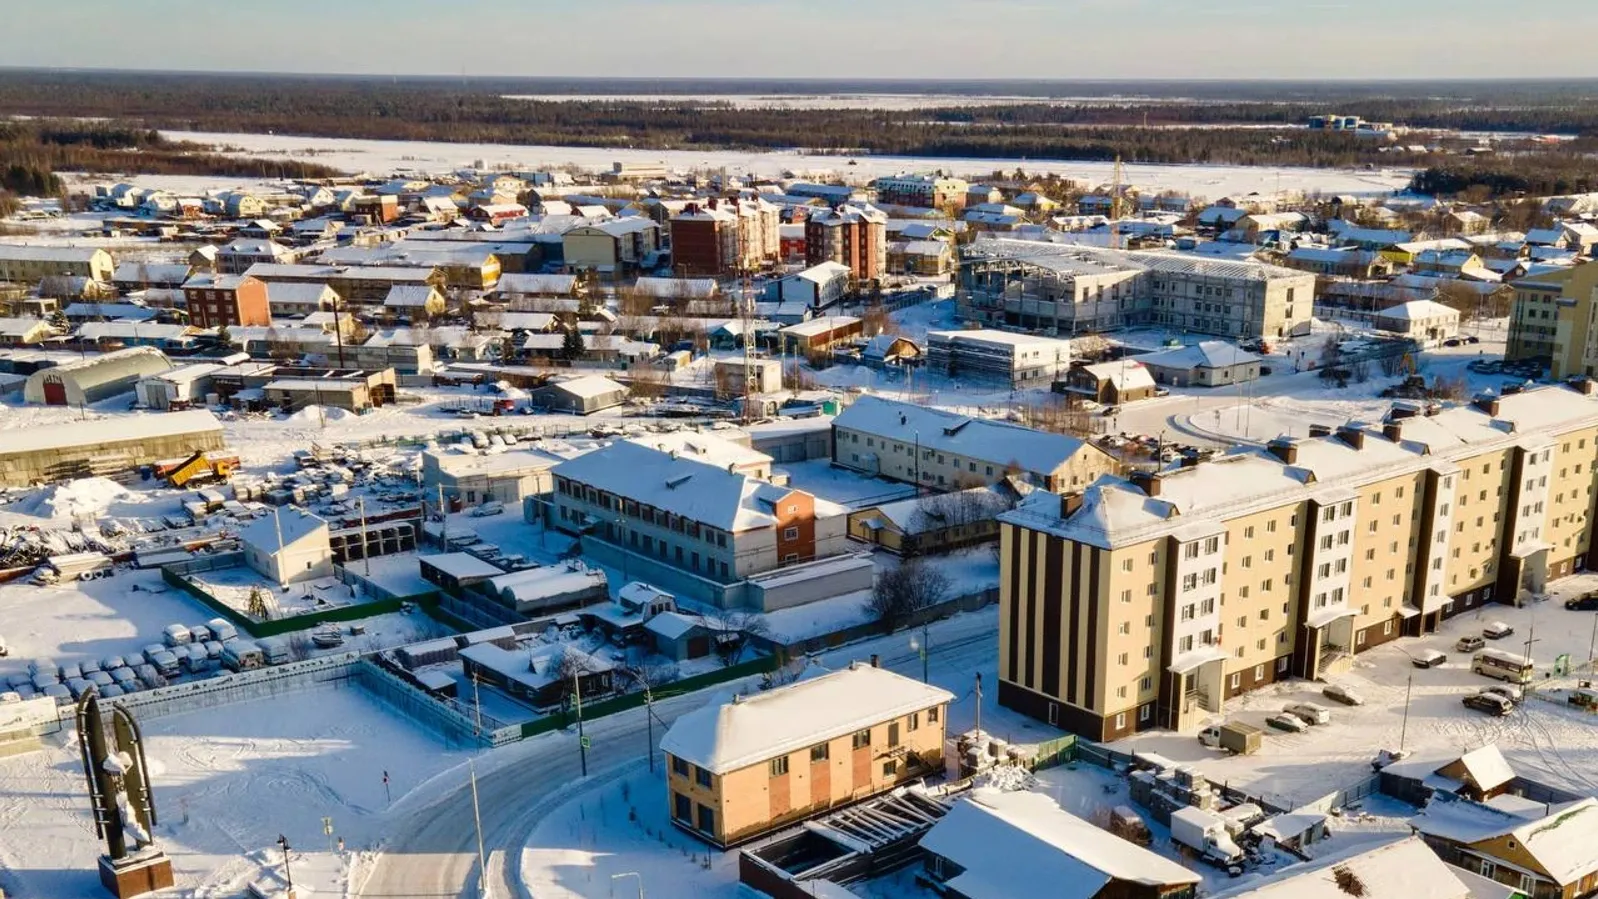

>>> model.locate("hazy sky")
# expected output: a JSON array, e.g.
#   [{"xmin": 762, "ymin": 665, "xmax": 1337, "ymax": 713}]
[{"xmin": 10, "ymin": 0, "xmax": 1598, "ymax": 80}]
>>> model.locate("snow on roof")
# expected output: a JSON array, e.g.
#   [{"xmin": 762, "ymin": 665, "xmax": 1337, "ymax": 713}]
[
  {"xmin": 919, "ymin": 789, "xmax": 1199, "ymax": 899},
  {"xmin": 659, "ymin": 663, "xmax": 951, "ymax": 775},
  {"xmin": 834, "ymin": 395, "xmax": 1093, "ymax": 476},
  {"xmin": 794, "ymin": 261, "xmax": 852, "ymax": 283},
  {"xmin": 383, "ymin": 285, "xmax": 441, "ymax": 307},
  {"xmin": 1077, "ymin": 359, "xmax": 1157, "ymax": 391},
  {"xmin": 494, "ymin": 273, "xmax": 577, "ymax": 294},
  {"xmin": 77, "ymin": 321, "xmax": 194, "ymax": 342},
  {"xmin": 489, "ymin": 563, "xmax": 606, "ymax": 603},
  {"xmin": 925, "ymin": 327, "xmax": 1073, "ymax": 352},
  {"xmin": 1377, "ymin": 299, "xmax": 1462, "ymax": 322},
  {"xmin": 0, "ymin": 245, "xmax": 107, "ymax": 263},
  {"xmin": 1505, "ymin": 798, "xmax": 1598, "ymax": 885},
  {"xmin": 643, "ymin": 610, "xmax": 703, "ymax": 641},
  {"xmin": 459, "ymin": 641, "xmax": 611, "ymax": 692},
  {"xmin": 1445, "ymin": 863, "xmax": 1520, "ymax": 899},
  {"xmin": 779, "ymin": 315, "xmax": 860, "ymax": 338},
  {"xmin": 63, "ymin": 303, "xmax": 159, "ymax": 322},
  {"xmin": 419, "ymin": 552, "xmax": 504, "ymax": 580},
  {"xmin": 543, "ymin": 374, "xmax": 626, "ymax": 400},
  {"xmin": 1454, "ymin": 744, "xmax": 1516, "ymax": 793},
  {"xmin": 113, "ymin": 262, "xmax": 191, "ymax": 283},
  {"xmin": 552, "ymin": 440, "xmax": 801, "ymax": 532},
  {"xmin": 633, "ymin": 277, "xmax": 717, "ymax": 299},
  {"xmin": 0, "ymin": 317, "xmax": 52, "ymax": 337},
  {"xmin": 238, "ymin": 507, "xmax": 328, "ymax": 554},
  {"xmin": 0, "ymin": 408, "xmax": 220, "ymax": 456},
  {"xmin": 1210, "ymin": 836, "xmax": 1467, "ymax": 899},
  {"xmin": 1135, "ymin": 340, "xmax": 1260, "ymax": 371},
  {"xmin": 264, "ymin": 282, "xmax": 336, "ymax": 304},
  {"xmin": 626, "ymin": 431, "xmax": 771, "ymax": 471}
]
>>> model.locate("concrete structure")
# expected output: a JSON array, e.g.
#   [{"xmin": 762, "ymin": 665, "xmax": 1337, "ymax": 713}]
[
  {"xmin": 0, "ymin": 408, "xmax": 224, "ymax": 486},
  {"xmin": 23, "ymin": 347, "xmax": 173, "ymax": 405},
  {"xmin": 562, "ymin": 217, "xmax": 661, "ymax": 278},
  {"xmin": 769, "ymin": 262, "xmax": 852, "ymax": 310},
  {"xmin": 1135, "ymin": 341, "xmax": 1263, "ymax": 388},
  {"xmin": 660, "ymin": 662, "xmax": 952, "ymax": 847},
  {"xmin": 714, "ymin": 359, "xmax": 784, "ymax": 397},
  {"xmin": 959, "ymin": 238, "xmax": 1316, "ymax": 340},
  {"xmin": 550, "ymin": 440, "xmax": 849, "ymax": 584},
  {"xmin": 873, "ymin": 174, "xmax": 970, "ymax": 211},
  {"xmin": 1507, "ymin": 265, "xmax": 1598, "ymax": 377},
  {"xmin": 0, "ymin": 246, "xmax": 114, "ymax": 284},
  {"xmin": 805, "ymin": 205, "xmax": 888, "ymax": 284},
  {"xmin": 1061, "ymin": 359, "xmax": 1159, "ymax": 404},
  {"xmin": 925, "ymin": 328, "xmax": 1073, "ymax": 388},
  {"xmin": 996, "ymin": 382, "xmax": 1598, "ymax": 741},
  {"xmin": 1376, "ymin": 299, "xmax": 1462, "ymax": 346},
  {"xmin": 919, "ymin": 789, "xmax": 1201, "ymax": 899},
  {"xmin": 529, "ymin": 375, "xmax": 629, "ymax": 415},
  {"xmin": 832, "ymin": 395, "xmax": 1119, "ymax": 493},
  {"xmin": 422, "ymin": 442, "xmax": 582, "ymax": 507},
  {"xmin": 670, "ymin": 199, "xmax": 781, "ymax": 276},
  {"xmin": 182, "ymin": 273, "xmax": 271, "ymax": 328},
  {"xmin": 240, "ymin": 508, "xmax": 334, "ymax": 587}
]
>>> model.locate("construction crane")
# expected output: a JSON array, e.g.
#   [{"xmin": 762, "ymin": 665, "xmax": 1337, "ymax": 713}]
[
  {"xmin": 740, "ymin": 271, "xmax": 757, "ymax": 425},
  {"xmin": 1110, "ymin": 155, "xmax": 1125, "ymax": 251}
]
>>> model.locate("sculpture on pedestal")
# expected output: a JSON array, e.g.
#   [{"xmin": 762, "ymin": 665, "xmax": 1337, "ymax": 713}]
[{"xmin": 75, "ymin": 690, "xmax": 174, "ymax": 898}]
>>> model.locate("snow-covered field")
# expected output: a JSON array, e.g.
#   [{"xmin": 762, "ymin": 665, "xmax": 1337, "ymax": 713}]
[
  {"xmin": 0, "ymin": 685, "xmax": 468, "ymax": 899},
  {"xmin": 155, "ymin": 129, "xmax": 1415, "ymax": 199}
]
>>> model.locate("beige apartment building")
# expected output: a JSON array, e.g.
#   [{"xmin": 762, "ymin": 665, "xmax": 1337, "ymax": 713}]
[
  {"xmin": 659, "ymin": 662, "xmax": 952, "ymax": 847},
  {"xmin": 997, "ymin": 382, "xmax": 1598, "ymax": 742},
  {"xmin": 1507, "ymin": 264, "xmax": 1598, "ymax": 377},
  {"xmin": 0, "ymin": 246, "xmax": 115, "ymax": 284},
  {"xmin": 832, "ymin": 395, "xmax": 1121, "ymax": 493}
]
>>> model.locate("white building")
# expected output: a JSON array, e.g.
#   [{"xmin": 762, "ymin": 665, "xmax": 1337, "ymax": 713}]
[
  {"xmin": 925, "ymin": 328, "xmax": 1072, "ymax": 387},
  {"xmin": 239, "ymin": 507, "xmax": 334, "ymax": 586},
  {"xmin": 1376, "ymin": 299, "xmax": 1461, "ymax": 346}
]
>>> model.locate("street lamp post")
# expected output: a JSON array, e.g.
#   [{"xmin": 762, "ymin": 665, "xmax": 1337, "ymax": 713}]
[
  {"xmin": 276, "ymin": 834, "xmax": 295, "ymax": 899},
  {"xmin": 611, "ymin": 872, "xmax": 644, "ymax": 899},
  {"xmin": 1399, "ymin": 670, "xmax": 1413, "ymax": 753}
]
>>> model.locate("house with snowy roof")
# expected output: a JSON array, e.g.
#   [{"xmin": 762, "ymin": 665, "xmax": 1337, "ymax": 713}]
[
  {"xmin": 1060, "ymin": 358, "xmax": 1159, "ymax": 405},
  {"xmin": 239, "ymin": 507, "xmax": 333, "ymax": 587},
  {"xmin": 659, "ymin": 660, "xmax": 952, "ymax": 847},
  {"xmin": 918, "ymin": 788, "xmax": 1201, "ymax": 899},
  {"xmin": 1410, "ymin": 794, "xmax": 1598, "ymax": 899},
  {"xmin": 1210, "ymin": 836, "xmax": 1468, "ymax": 899},
  {"xmin": 1133, "ymin": 341, "xmax": 1262, "ymax": 388},
  {"xmin": 1375, "ymin": 298, "xmax": 1462, "ymax": 345}
]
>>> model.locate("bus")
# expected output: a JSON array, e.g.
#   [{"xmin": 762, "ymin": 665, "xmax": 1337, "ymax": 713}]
[{"xmin": 1473, "ymin": 649, "xmax": 1534, "ymax": 684}]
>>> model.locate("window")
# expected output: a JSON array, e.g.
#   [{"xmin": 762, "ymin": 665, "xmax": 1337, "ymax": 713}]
[
  {"xmin": 1230, "ymin": 673, "xmax": 1240, "ymax": 689},
  {"xmin": 1122, "ymin": 558, "xmax": 1134, "ymax": 572},
  {"xmin": 783, "ymin": 527, "xmax": 798, "ymax": 540},
  {"xmin": 1141, "ymin": 676, "xmax": 1152, "ymax": 691},
  {"xmin": 1118, "ymin": 621, "xmax": 1131, "ymax": 635},
  {"xmin": 882, "ymin": 760, "xmax": 898, "ymax": 777},
  {"xmin": 1117, "ymin": 652, "xmax": 1129, "ymax": 666},
  {"xmin": 909, "ymin": 711, "xmax": 921, "ymax": 731},
  {"xmin": 671, "ymin": 756, "xmax": 689, "ymax": 777},
  {"xmin": 1120, "ymin": 589, "xmax": 1132, "ymax": 604},
  {"xmin": 928, "ymin": 705, "xmax": 939, "ymax": 723},
  {"xmin": 696, "ymin": 767, "xmax": 712, "ymax": 788},
  {"xmin": 1114, "ymin": 713, "xmax": 1127, "ymax": 729},
  {"xmin": 697, "ymin": 804, "xmax": 716, "ymax": 835},
  {"xmin": 852, "ymin": 729, "xmax": 870, "ymax": 749},
  {"xmin": 810, "ymin": 744, "xmax": 829, "ymax": 763},
  {"xmin": 770, "ymin": 756, "xmax": 789, "ymax": 777},
  {"xmin": 887, "ymin": 722, "xmax": 900, "ymax": 747},
  {"xmin": 674, "ymin": 792, "xmax": 692, "ymax": 822}
]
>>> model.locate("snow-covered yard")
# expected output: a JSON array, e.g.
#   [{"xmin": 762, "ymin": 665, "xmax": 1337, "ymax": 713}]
[{"xmin": 0, "ymin": 569, "xmax": 220, "ymax": 675}]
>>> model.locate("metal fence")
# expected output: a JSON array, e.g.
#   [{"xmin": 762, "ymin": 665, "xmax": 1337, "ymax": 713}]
[
  {"xmin": 353, "ymin": 658, "xmax": 501, "ymax": 748},
  {"xmin": 77, "ymin": 654, "xmax": 362, "ymax": 723},
  {"xmin": 1029, "ymin": 734, "xmax": 1078, "ymax": 772}
]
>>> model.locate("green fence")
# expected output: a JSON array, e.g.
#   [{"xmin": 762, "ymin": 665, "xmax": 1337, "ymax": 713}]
[
  {"xmin": 162, "ymin": 565, "xmax": 413, "ymax": 638},
  {"xmin": 1030, "ymin": 734, "xmax": 1078, "ymax": 772},
  {"xmin": 518, "ymin": 654, "xmax": 778, "ymax": 739}
]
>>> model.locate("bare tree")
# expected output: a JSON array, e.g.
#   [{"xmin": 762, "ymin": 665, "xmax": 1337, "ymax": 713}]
[
  {"xmin": 907, "ymin": 487, "xmax": 1015, "ymax": 555},
  {"xmin": 783, "ymin": 362, "xmax": 818, "ymax": 391},
  {"xmin": 869, "ymin": 558, "xmax": 952, "ymax": 632},
  {"xmin": 1349, "ymin": 359, "xmax": 1371, "ymax": 383},
  {"xmin": 1432, "ymin": 374, "xmax": 1471, "ymax": 402},
  {"xmin": 761, "ymin": 655, "xmax": 809, "ymax": 690},
  {"xmin": 621, "ymin": 650, "xmax": 680, "ymax": 694},
  {"xmin": 628, "ymin": 365, "xmax": 669, "ymax": 402},
  {"xmin": 699, "ymin": 608, "xmax": 771, "ymax": 667}
]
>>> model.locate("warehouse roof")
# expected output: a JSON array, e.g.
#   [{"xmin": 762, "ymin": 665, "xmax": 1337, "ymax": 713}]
[
  {"xmin": 834, "ymin": 395, "xmax": 1097, "ymax": 476},
  {"xmin": 0, "ymin": 408, "xmax": 221, "ymax": 457}
]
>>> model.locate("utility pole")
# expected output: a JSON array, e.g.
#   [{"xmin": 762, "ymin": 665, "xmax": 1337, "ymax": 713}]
[
  {"xmin": 919, "ymin": 618, "xmax": 930, "ymax": 683},
  {"xmin": 276, "ymin": 834, "xmax": 295, "ymax": 899},
  {"xmin": 1399, "ymin": 670, "xmax": 1413, "ymax": 753},
  {"xmin": 573, "ymin": 668, "xmax": 588, "ymax": 777},
  {"xmin": 1589, "ymin": 613, "xmax": 1596, "ymax": 664},
  {"xmin": 974, "ymin": 672, "xmax": 983, "ymax": 737},
  {"xmin": 644, "ymin": 683, "xmax": 655, "ymax": 773},
  {"xmin": 357, "ymin": 495, "xmax": 370, "ymax": 577},
  {"xmin": 1524, "ymin": 621, "xmax": 1540, "ymax": 665},
  {"xmin": 468, "ymin": 758, "xmax": 489, "ymax": 899}
]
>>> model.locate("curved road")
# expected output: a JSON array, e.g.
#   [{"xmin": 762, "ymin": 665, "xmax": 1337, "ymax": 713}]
[{"xmin": 356, "ymin": 610, "xmax": 1000, "ymax": 899}]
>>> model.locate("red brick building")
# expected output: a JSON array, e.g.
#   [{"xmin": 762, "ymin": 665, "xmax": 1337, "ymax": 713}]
[
  {"xmin": 670, "ymin": 204, "xmax": 738, "ymax": 276},
  {"xmin": 181, "ymin": 273, "xmax": 270, "ymax": 328},
  {"xmin": 804, "ymin": 204, "xmax": 888, "ymax": 284}
]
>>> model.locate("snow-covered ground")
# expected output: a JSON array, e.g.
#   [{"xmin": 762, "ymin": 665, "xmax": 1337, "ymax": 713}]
[
  {"xmin": 0, "ymin": 685, "xmax": 469, "ymax": 899},
  {"xmin": 153, "ymin": 129, "xmax": 1415, "ymax": 199}
]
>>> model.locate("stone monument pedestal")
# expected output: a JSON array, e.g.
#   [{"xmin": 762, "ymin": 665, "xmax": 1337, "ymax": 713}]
[{"xmin": 98, "ymin": 851, "xmax": 174, "ymax": 898}]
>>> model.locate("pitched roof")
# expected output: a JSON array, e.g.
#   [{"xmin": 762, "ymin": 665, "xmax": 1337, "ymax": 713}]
[
  {"xmin": 659, "ymin": 664, "xmax": 952, "ymax": 775},
  {"xmin": 919, "ymin": 789, "xmax": 1199, "ymax": 899},
  {"xmin": 834, "ymin": 395, "xmax": 1096, "ymax": 476},
  {"xmin": 544, "ymin": 374, "xmax": 626, "ymax": 400},
  {"xmin": 1378, "ymin": 299, "xmax": 1462, "ymax": 323},
  {"xmin": 1078, "ymin": 359, "xmax": 1157, "ymax": 391},
  {"xmin": 1506, "ymin": 798, "xmax": 1598, "ymax": 885},
  {"xmin": 1210, "ymin": 836, "xmax": 1467, "ymax": 899},
  {"xmin": 238, "ymin": 507, "xmax": 328, "ymax": 554},
  {"xmin": 1135, "ymin": 340, "xmax": 1260, "ymax": 371},
  {"xmin": 383, "ymin": 285, "xmax": 441, "ymax": 307}
]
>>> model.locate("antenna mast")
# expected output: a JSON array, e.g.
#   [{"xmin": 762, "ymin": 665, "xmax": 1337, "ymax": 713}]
[
  {"xmin": 741, "ymin": 271, "xmax": 756, "ymax": 425},
  {"xmin": 1111, "ymin": 155, "xmax": 1125, "ymax": 251}
]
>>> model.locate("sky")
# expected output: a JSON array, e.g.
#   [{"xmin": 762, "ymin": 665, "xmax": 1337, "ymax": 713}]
[{"xmin": 9, "ymin": 0, "xmax": 1598, "ymax": 81}]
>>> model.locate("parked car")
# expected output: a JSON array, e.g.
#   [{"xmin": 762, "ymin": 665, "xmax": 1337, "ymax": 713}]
[
  {"xmin": 1566, "ymin": 594, "xmax": 1598, "ymax": 611},
  {"xmin": 1323, "ymin": 684, "xmax": 1365, "ymax": 706},
  {"xmin": 1484, "ymin": 621, "xmax": 1515, "ymax": 640},
  {"xmin": 1154, "ymin": 387, "xmax": 1171, "ymax": 398},
  {"xmin": 1457, "ymin": 635, "xmax": 1486, "ymax": 652},
  {"xmin": 1412, "ymin": 649, "xmax": 1448, "ymax": 668},
  {"xmin": 1481, "ymin": 684, "xmax": 1523, "ymax": 705},
  {"xmin": 468, "ymin": 501, "xmax": 505, "ymax": 518},
  {"xmin": 1462, "ymin": 692, "xmax": 1513, "ymax": 716},
  {"xmin": 1284, "ymin": 703, "xmax": 1331, "ymax": 725},
  {"xmin": 1265, "ymin": 714, "xmax": 1308, "ymax": 733}
]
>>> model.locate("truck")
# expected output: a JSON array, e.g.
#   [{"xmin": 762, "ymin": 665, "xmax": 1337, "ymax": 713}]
[
  {"xmin": 1198, "ymin": 722, "xmax": 1263, "ymax": 756},
  {"xmin": 1171, "ymin": 806, "xmax": 1245, "ymax": 869},
  {"xmin": 256, "ymin": 636, "xmax": 290, "ymax": 666},
  {"xmin": 221, "ymin": 640, "xmax": 265, "ymax": 672},
  {"xmin": 31, "ymin": 552, "xmax": 114, "ymax": 584}
]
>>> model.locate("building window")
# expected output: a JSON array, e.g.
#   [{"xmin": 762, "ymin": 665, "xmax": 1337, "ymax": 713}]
[
  {"xmin": 697, "ymin": 804, "xmax": 715, "ymax": 835},
  {"xmin": 1114, "ymin": 713, "xmax": 1127, "ymax": 729},
  {"xmin": 696, "ymin": 767, "xmax": 712, "ymax": 788},
  {"xmin": 671, "ymin": 756, "xmax": 688, "ymax": 777},
  {"xmin": 770, "ymin": 756, "xmax": 789, "ymax": 777},
  {"xmin": 887, "ymin": 722, "xmax": 900, "ymax": 747},
  {"xmin": 928, "ymin": 705, "xmax": 939, "ymax": 723},
  {"xmin": 674, "ymin": 792, "xmax": 691, "ymax": 822},
  {"xmin": 882, "ymin": 760, "xmax": 898, "ymax": 777},
  {"xmin": 852, "ymin": 729, "xmax": 870, "ymax": 749},
  {"xmin": 783, "ymin": 527, "xmax": 799, "ymax": 540}
]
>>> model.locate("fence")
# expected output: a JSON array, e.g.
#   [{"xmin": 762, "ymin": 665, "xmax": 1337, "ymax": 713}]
[
  {"xmin": 1029, "ymin": 734, "xmax": 1078, "ymax": 772},
  {"xmin": 354, "ymin": 658, "xmax": 498, "ymax": 748},
  {"xmin": 79, "ymin": 654, "xmax": 362, "ymax": 723},
  {"xmin": 162, "ymin": 556, "xmax": 410, "ymax": 638}
]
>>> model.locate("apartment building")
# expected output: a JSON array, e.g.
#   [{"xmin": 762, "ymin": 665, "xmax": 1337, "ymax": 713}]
[
  {"xmin": 1506, "ymin": 265, "xmax": 1598, "ymax": 376},
  {"xmin": 181, "ymin": 273, "xmax": 271, "ymax": 328},
  {"xmin": 805, "ymin": 204, "xmax": 888, "ymax": 284},
  {"xmin": 670, "ymin": 198, "xmax": 781, "ymax": 275},
  {"xmin": 832, "ymin": 395, "xmax": 1120, "ymax": 493},
  {"xmin": 549, "ymin": 439, "xmax": 849, "ymax": 583},
  {"xmin": 925, "ymin": 328, "xmax": 1074, "ymax": 387},
  {"xmin": 0, "ymin": 246, "xmax": 115, "ymax": 284},
  {"xmin": 873, "ymin": 174, "xmax": 971, "ymax": 211},
  {"xmin": 217, "ymin": 240, "xmax": 294, "ymax": 275},
  {"xmin": 958, "ymin": 238, "xmax": 1316, "ymax": 341},
  {"xmin": 244, "ymin": 263, "xmax": 446, "ymax": 306},
  {"xmin": 659, "ymin": 661, "xmax": 952, "ymax": 847},
  {"xmin": 562, "ymin": 217, "xmax": 662, "ymax": 278},
  {"xmin": 996, "ymin": 382, "xmax": 1598, "ymax": 741}
]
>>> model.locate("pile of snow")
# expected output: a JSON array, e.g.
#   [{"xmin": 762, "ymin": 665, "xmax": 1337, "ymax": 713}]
[
  {"xmin": 10, "ymin": 477, "xmax": 132, "ymax": 520},
  {"xmin": 285, "ymin": 405, "xmax": 356, "ymax": 424},
  {"xmin": 974, "ymin": 763, "xmax": 1037, "ymax": 793}
]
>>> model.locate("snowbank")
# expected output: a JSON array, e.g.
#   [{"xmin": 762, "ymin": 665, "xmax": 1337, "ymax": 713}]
[{"xmin": 10, "ymin": 476, "xmax": 133, "ymax": 520}]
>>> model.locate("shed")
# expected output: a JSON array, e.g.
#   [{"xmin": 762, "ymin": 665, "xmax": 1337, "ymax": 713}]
[
  {"xmin": 530, "ymin": 375, "xmax": 629, "ymax": 414},
  {"xmin": 239, "ymin": 507, "xmax": 333, "ymax": 587},
  {"xmin": 1134, "ymin": 341, "xmax": 1261, "ymax": 388},
  {"xmin": 644, "ymin": 611, "xmax": 715, "ymax": 661},
  {"xmin": 23, "ymin": 347, "xmax": 173, "ymax": 406}
]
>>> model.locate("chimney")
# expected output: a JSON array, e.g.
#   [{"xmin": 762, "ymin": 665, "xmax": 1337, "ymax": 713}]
[
  {"xmin": 1337, "ymin": 425, "xmax": 1365, "ymax": 450},
  {"xmin": 1267, "ymin": 438, "xmax": 1298, "ymax": 465},
  {"xmin": 1383, "ymin": 419, "xmax": 1405, "ymax": 443},
  {"xmin": 1308, "ymin": 423, "xmax": 1333, "ymax": 439},
  {"xmin": 1580, "ymin": 378, "xmax": 1598, "ymax": 397},
  {"xmin": 1130, "ymin": 469, "xmax": 1162, "ymax": 497},
  {"xmin": 1060, "ymin": 492, "xmax": 1085, "ymax": 518},
  {"xmin": 870, "ymin": 654, "xmax": 881, "ymax": 668},
  {"xmin": 1473, "ymin": 393, "xmax": 1501, "ymax": 416},
  {"xmin": 1388, "ymin": 402, "xmax": 1419, "ymax": 421}
]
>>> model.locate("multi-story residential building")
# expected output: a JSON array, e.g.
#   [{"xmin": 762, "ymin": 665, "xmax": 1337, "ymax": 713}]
[
  {"xmin": 1507, "ymin": 265, "xmax": 1597, "ymax": 376},
  {"xmin": 181, "ymin": 273, "xmax": 271, "ymax": 328},
  {"xmin": 0, "ymin": 246, "xmax": 115, "ymax": 284},
  {"xmin": 549, "ymin": 439, "xmax": 849, "ymax": 584},
  {"xmin": 562, "ymin": 217, "xmax": 662, "ymax": 279},
  {"xmin": 873, "ymin": 174, "xmax": 971, "ymax": 211},
  {"xmin": 958, "ymin": 238, "xmax": 1316, "ymax": 341},
  {"xmin": 659, "ymin": 661, "xmax": 952, "ymax": 847},
  {"xmin": 925, "ymin": 328, "xmax": 1074, "ymax": 387},
  {"xmin": 217, "ymin": 239, "xmax": 294, "ymax": 275},
  {"xmin": 832, "ymin": 395, "xmax": 1120, "ymax": 493},
  {"xmin": 670, "ymin": 203, "xmax": 739, "ymax": 276},
  {"xmin": 805, "ymin": 204, "xmax": 888, "ymax": 284},
  {"xmin": 996, "ymin": 382, "xmax": 1598, "ymax": 741}
]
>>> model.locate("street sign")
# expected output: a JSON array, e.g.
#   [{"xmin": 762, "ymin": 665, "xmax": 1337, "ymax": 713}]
[
  {"xmin": 580, "ymin": 736, "xmax": 591, "ymax": 750},
  {"xmin": 322, "ymin": 817, "xmax": 334, "ymax": 836}
]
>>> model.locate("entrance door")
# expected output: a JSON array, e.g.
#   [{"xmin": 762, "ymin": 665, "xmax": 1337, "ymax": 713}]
[{"xmin": 41, "ymin": 375, "xmax": 66, "ymax": 406}]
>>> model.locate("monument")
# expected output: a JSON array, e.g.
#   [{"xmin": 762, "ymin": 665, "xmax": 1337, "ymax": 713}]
[{"xmin": 75, "ymin": 690, "xmax": 174, "ymax": 897}]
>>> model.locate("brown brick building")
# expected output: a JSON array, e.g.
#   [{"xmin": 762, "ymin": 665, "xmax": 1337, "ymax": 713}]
[
  {"xmin": 181, "ymin": 273, "xmax": 270, "ymax": 328},
  {"xmin": 804, "ymin": 204, "xmax": 888, "ymax": 284}
]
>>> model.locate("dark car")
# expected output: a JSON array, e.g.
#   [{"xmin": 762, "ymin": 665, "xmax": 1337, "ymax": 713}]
[
  {"xmin": 1567, "ymin": 594, "xmax": 1598, "ymax": 612},
  {"xmin": 1462, "ymin": 692, "xmax": 1513, "ymax": 717}
]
